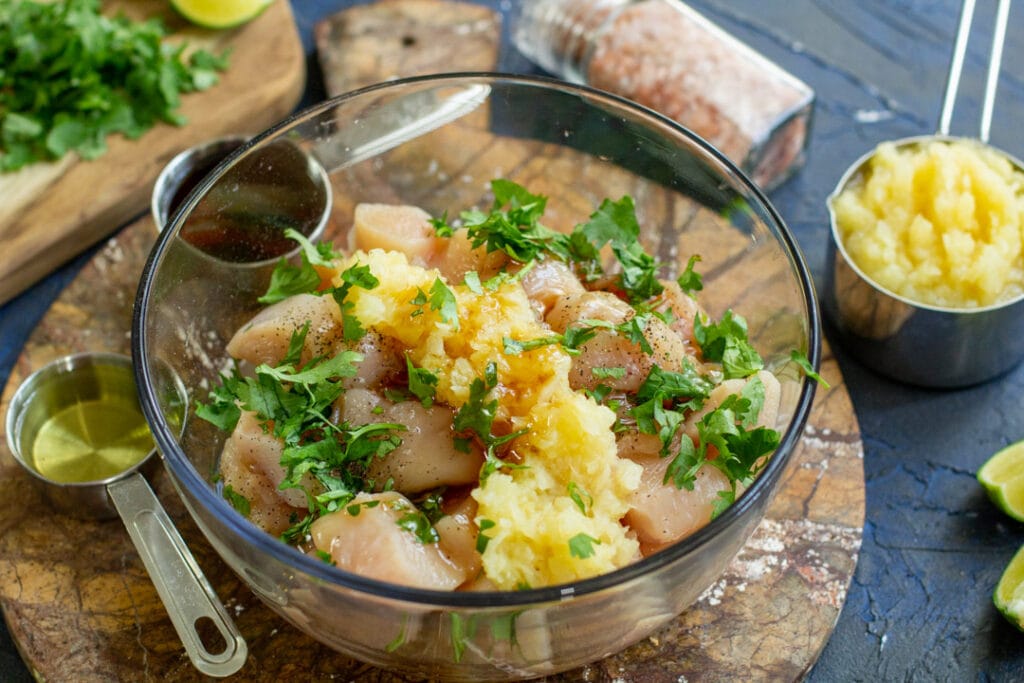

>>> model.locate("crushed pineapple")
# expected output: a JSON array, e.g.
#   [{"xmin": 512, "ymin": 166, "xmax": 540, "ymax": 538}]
[
  {"xmin": 337, "ymin": 249, "xmax": 642, "ymax": 588},
  {"xmin": 832, "ymin": 138, "xmax": 1024, "ymax": 308}
]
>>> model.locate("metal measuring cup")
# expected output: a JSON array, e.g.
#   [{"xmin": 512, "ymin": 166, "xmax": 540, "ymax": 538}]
[
  {"xmin": 824, "ymin": 0, "xmax": 1024, "ymax": 388},
  {"xmin": 4, "ymin": 352, "xmax": 247, "ymax": 677}
]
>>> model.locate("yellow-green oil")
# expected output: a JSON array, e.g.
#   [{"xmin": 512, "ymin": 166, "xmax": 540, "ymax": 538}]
[{"xmin": 30, "ymin": 394, "xmax": 154, "ymax": 484}]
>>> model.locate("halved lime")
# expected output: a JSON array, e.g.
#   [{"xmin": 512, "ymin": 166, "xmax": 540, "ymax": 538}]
[
  {"xmin": 170, "ymin": 0, "xmax": 273, "ymax": 29},
  {"xmin": 995, "ymin": 545, "xmax": 1024, "ymax": 631},
  {"xmin": 978, "ymin": 440, "xmax": 1024, "ymax": 522}
]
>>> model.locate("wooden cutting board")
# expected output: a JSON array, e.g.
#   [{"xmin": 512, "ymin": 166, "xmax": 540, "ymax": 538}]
[{"xmin": 0, "ymin": 0, "xmax": 305, "ymax": 306}]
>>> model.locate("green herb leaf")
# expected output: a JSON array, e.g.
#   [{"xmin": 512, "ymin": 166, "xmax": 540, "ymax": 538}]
[
  {"xmin": 476, "ymin": 518, "xmax": 496, "ymax": 553},
  {"xmin": 406, "ymin": 355, "xmax": 438, "ymax": 408},
  {"xmin": 591, "ymin": 367, "xmax": 626, "ymax": 380},
  {"xmin": 449, "ymin": 179, "xmax": 572, "ymax": 263},
  {"xmin": 429, "ymin": 278, "xmax": 460, "ymax": 328},
  {"xmin": 694, "ymin": 310, "xmax": 764, "ymax": 379},
  {"xmin": 677, "ymin": 254, "xmax": 704, "ymax": 294},
  {"xmin": 568, "ymin": 532, "xmax": 600, "ymax": 559},
  {"xmin": 570, "ymin": 195, "xmax": 664, "ymax": 302},
  {"xmin": 397, "ymin": 510, "xmax": 441, "ymax": 544},
  {"xmin": 502, "ymin": 335, "xmax": 565, "ymax": 355},
  {"xmin": 0, "ymin": 0, "xmax": 229, "ymax": 172},
  {"xmin": 463, "ymin": 271, "xmax": 483, "ymax": 294},
  {"xmin": 222, "ymin": 484, "xmax": 251, "ymax": 516},
  {"xmin": 790, "ymin": 350, "xmax": 830, "ymax": 388},
  {"xmin": 260, "ymin": 258, "xmax": 322, "ymax": 304},
  {"xmin": 567, "ymin": 482, "xmax": 593, "ymax": 515}
]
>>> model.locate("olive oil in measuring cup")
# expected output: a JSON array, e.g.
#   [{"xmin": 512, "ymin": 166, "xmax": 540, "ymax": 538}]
[
  {"xmin": 5, "ymin": 352, "xmax": 248, "ymax": 676},
  {"xmin": 10, "ymin": 353, "xmax": 153, "ymax": 485},
  {"xmin": 30, "ymin": 389, "xmax": 153, "ymax": 483}
]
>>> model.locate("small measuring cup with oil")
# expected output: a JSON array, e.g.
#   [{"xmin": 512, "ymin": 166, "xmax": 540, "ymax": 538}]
[{"xmin": 5, "ymin": 352, "xmax": 247, "ymax": 678}]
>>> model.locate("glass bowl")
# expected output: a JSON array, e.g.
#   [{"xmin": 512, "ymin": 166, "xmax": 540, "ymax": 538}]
[{"xmin": 133, "ymin": 74, "xmax": 820, "ymax": 680}]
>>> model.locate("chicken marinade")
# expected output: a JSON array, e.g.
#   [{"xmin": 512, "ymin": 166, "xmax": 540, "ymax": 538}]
[{"xmin": 198, "ymin": 179, "xmax": 805, "ymax": 591}]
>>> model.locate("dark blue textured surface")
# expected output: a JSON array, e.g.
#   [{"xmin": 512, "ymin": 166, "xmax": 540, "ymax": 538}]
[{"xmin": 3, "ymin": 1, "xmax": 1024, "ymax": 680}]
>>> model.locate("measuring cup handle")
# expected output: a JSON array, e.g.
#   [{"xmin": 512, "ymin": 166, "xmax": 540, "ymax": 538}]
[{"xmin": 107, "ymin": 473, "xmax": 248, "ymax": 678}]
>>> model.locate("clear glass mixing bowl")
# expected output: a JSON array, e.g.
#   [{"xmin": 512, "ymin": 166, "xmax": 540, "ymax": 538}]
[{"xmin": 133, "ymin": 73, "xmax": 820, "ymax": 680}]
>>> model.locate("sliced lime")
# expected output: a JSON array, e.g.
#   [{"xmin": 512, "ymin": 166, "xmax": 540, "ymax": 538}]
[
  {"xmin": 170, "ymin": 0, "xmax": 273, "ymax": 29},
  {"xmin": 995, "ymin": 545, "xmax": 1024, "ymax": 631},
  {"xmin": 978, "ymin": 440, "xmax": 1024, "ymax": 522}
]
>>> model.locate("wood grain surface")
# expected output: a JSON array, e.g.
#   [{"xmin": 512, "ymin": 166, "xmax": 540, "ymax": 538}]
[
  {"xmin": 0, "ymin": 214, "xmax": 864, "ymax": 681},
  {"xmin": 315, "ymin": 0, "xmax": 502, "ymax": 97},
  {"xmin": 0, "ymin": 0, "xmax": 305, "ymax": 306}
]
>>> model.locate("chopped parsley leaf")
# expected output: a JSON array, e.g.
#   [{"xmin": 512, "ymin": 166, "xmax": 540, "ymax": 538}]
[
  {"xmin": 567, "ymin": 482, "xmax": 593, "ymax": 515},
  {"xmin": 406, "ymin": 355, "xmax": 438, "ymax": 408},
  {"xmin": 430, "ymin": 278, "xmax": 459, "ymax": 328},
  {"xmin": 476, "ymin": 518, "xmax": 496, "ymax": 553},
  {"xmin": 568, "ymin": 532, "xmax": 600, "ymax": 559},
  {"xmin": 790, "ymin": 350, "xmax": 830, "ymax": 388},
  {"xmin": 677, "ymin": 254, "xmax": 704, "ymax": 294},
  {"xmin": 222, "ymin": 484, "xmax": 250, "ymax": 516},
  {"xmin": 694, "ymin": 310, "xmax": 764, "ymax": 379},
  {"xmin": 397, "ymin": 510, "xmax": 441, "ymax": 544}
]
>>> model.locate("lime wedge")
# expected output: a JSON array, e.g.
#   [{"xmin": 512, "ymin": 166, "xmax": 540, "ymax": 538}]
[
  {"xmin": 170, "ymin": 0, "xmax": 273, "ymax": 29},
  {"xmin": 995, "ymin": 545, "xmax": 1024, "ymax": 631},
  {"xmin": 978, "ymin": 440, "xmax": 1024, "ymax": 522}
]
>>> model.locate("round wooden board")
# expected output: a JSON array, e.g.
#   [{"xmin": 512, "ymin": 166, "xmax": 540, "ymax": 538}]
[{"xmin": 0, "ymin": 215, "xmax": 864, "ymax": 682}]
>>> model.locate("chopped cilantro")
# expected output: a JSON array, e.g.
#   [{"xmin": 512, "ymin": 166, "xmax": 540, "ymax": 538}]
[
  {"xmin": 429, "ymin": 278, "xmax": 460, "ymax": 328},
  {"xmin": 196, "ymin": 325, "xmax": 411, "ymax": 540},
  {"xmin": 222, "ymin": 484, "xmax": 250, "ymax": 516},
  {"xmin": 446, "ymin": 179, "xmax": 572, "ymax": 262},
  {"xmin": 476, "ymin": 518, "xmax": 496, "ymax": 553},
  {"xmin": 260, "ymin": 258, "xmax": 322, "ymax": 305},
  {"xmin": 790, "ymin": 350, "xmax": 830, "ymax": 388},
  {"xmin": 568, "ymin": 533, "xmax": 600, "ymax": 559},
  {"xmin": 397, "ymin": 510, "xmax": 441, "ymax": 544},
  {"xmin": 463, "ymin": 271, "xmax": 483, "ymax": 294},
  {"xmin": 409, "ymin": 287, "xmax": 428, "ymax": 315},
  {"xmin": 259, "ymin": 230, "xmax": 344, "ymax": 304},
  {"xmin": 0, "ymin": 0, "xmax": 229, "ymax": 172},
  {"xmin": 663, "ymin": 375, "xmax": 780, "ymax": 513},
  {"xmin": 502, "ymin": 334, "xmax": 565, "ymax": 355},
  {"xmin": 677, "ymin": 254, "xmax": 704, "ymax": 294},
  {"xmin": 694, "ymin": 310, "xmax": 764, "ymax": 379},
  {"xmin": 449, "ymin": 613, "xmax": 478, "ymax": 664},
  {"xmin": 452, "ymin": 363, "xmax": 529, "ymax": 482},
  {"xmin": 567, "ymin": 482, "xmax": 593, "ymax": 515},
  {"xmin": 406, "ymin": 355, "xmax": 438, "ymax": 408},
  {"xmin": 591, "ymin": 367, "xmax": 626, "ymax": 380},
  {"xmin": 453, "ymin": 370, "xmax": 498, "ymax": 442}
]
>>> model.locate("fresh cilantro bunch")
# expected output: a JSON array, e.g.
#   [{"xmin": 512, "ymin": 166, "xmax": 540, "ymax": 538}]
[{"xmin": 0, "ymin": 0, "xmax": 229, "ymax": 171}]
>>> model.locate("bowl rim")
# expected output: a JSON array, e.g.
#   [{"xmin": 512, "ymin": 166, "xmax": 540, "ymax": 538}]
[{"xmin": 133, "ymin": 71, "xmax": 822, "ymax": 609}]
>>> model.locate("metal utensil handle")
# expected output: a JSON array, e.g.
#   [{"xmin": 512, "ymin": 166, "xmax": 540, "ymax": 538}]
[
  {"xmin": 939, "ymin": 0, "xmax": 1012, "ymax": 140},
  {"xmin": 107, "ymin": 473, "xmax": 247, "ymax": 678}
]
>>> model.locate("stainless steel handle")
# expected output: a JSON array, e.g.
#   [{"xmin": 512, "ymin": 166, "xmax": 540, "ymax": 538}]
[
  {"xmin": 939, "ymin": 0, "xmax": 1012, "ymax": 141},
  {"xmin": 107, "ymin": 473, "xmax": 247, "ymax": 678}
]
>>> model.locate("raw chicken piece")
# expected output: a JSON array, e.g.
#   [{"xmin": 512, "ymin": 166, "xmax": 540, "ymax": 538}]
[
  {"xmin": 339, "ymin": 388, "xmax": 484, "ymax": 493},
  {"xmin": 517, "ymin": 258, "xmax": 585, "ymax": 319},
  {"xmin": 353, "ymin": 203, "xmax": 440, "ymax": 266},
  {"xmin": 311, "ymin": 491, "xmax": 467, "ymax": 589},
  {"xmin": 226, "ymin": 293, "xmax": 341, "ymax": 366},
  {"xmin": 219, "ymin": 410, "xmax": 308, "ymax": 536},
  {"xmin": 620, "ymin": 432, "xmax": 730, "ymax": 551},
  {"xmin": 683, "ymin": 370, "xmax": 782, "ymax": 439},
  {"xmin": 547, "ymin": 290, "xmax": 690, "ymax": 392}
]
